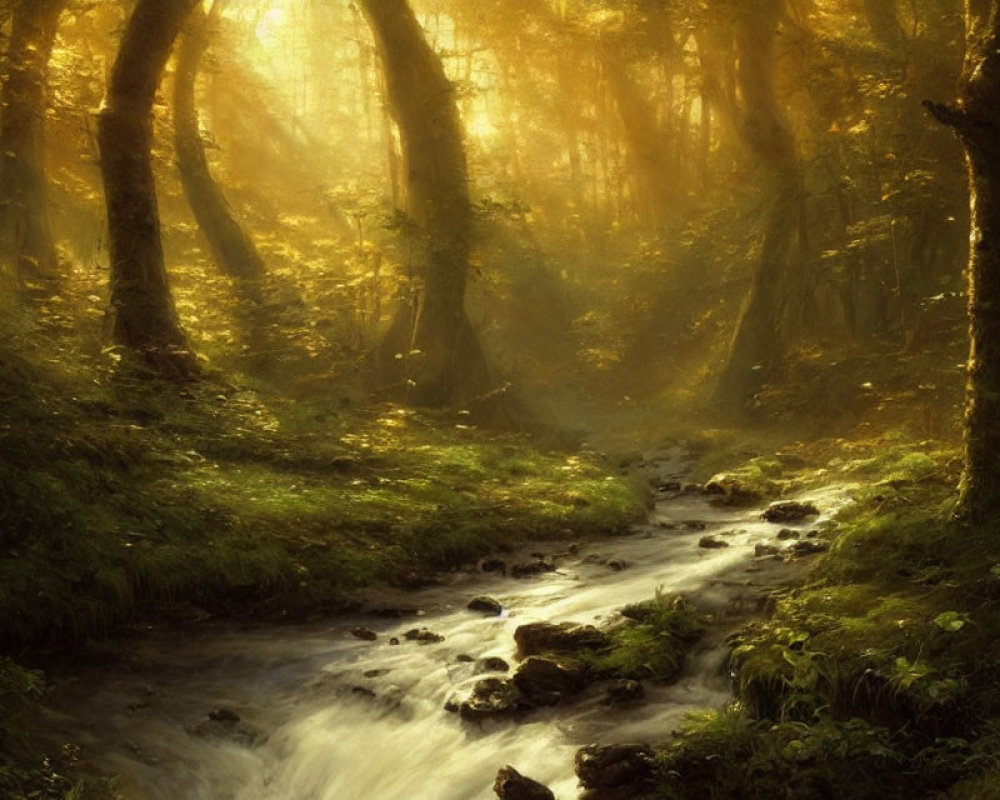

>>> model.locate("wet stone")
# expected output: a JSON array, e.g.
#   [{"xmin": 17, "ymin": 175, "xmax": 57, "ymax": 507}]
[
  {"xmin": 754, "ymin": 543, "xmax": 781, "ymax": 557},
  {"xmin": 350, "ymin": 627, "xmax": 378, "ymax": 641},
  {"xmin": 494, "ymin": 765, "xmax": 555, "ymax": 800},
  {"xmin": 513, "ymin": 657, "xmax": 588, "ymax": 705},
  {"xmin": 514, "ymin": 622, "xmax": 609, "ymax": 657},
  {"xmin": 468, "ymin": 596, "xmax": 503, "ymax": 615},
  {"xmin": 456, "ymin": 654, "xmax": 475, "ymax": 663},
  {"xmin": 451, "ymin": 677, "xmax": 526, "ymax": 721},
  {"xmin": 790, "ymin": 540, "xmax": 829, "ymax": 556},
  {"xmin": 476, "ymin": 656, "xmax": 510, "ymax": 673},
  {"xmin": 762, "ymin": 500, "xmax": 820, "ymax": 523},
  {"xmin": 363, "ymin": 669, "xmax": 391, "ymax": 678},
  {"xmin": 576, "ymin": 743, "xmax": 655, "ymax": 792},
  {"xmin": 404, "ymin": 628, "xmax": 445, "ymax": 644},
  {"xmin": 388, "ymin": 637, "xmax": 400, "ymax": 646},
  {"xmin": 777, "ymin": 528, "xmax": 800, "ymax": 540},
  {"xmin": 698, "ymin": 536, "xmax": 729, "ymax": 549},
  {"xmin": 682, "ymin": 520, "xmax": 707, "ymax": 531}
]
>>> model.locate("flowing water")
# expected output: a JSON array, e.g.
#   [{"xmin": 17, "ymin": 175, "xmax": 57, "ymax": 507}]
[{"xmin": 44, "ymin": 450, "xmax": 852, "ymax": 799}]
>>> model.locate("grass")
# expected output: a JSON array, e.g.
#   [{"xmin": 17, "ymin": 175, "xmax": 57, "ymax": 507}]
[
  {"xmin": 638, "ymin": 433, "xmax": 1000, "ymax": 798},
  {"xmin": 0, "ymin": 309, "xmax": 646, "ymax": 799},
  {"xmin": 587, "ymin": 591, "xmax": 707, "ymax": 682}
]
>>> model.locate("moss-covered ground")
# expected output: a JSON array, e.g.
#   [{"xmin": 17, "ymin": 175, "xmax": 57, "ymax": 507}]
[
  {"xmin": 640, "ymin": 434, "xmax": 1000, "ymax": 799},
  {"xmin": 0, "ymin": 308, "xmax": 645, "ymax": 799}
]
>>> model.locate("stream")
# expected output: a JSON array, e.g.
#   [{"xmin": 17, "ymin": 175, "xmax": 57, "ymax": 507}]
[{"xmin": 43, "ymin": 449, "xmax": 852, "ymax": 799}]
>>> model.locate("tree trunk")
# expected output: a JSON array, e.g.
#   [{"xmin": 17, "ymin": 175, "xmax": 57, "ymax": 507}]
[
  {"xmin": 925, "ymin": 0, "xmax": 1000, "ymax": 522},
  {"xmin": 174, "ymin": 1, "xmax": 265, "ymax": 281},
  {"xmin": 98, "ymin": 0, "xmax": 200, "ymax": 378},
  {"xmin": 0, "ymin": 0, "xmax": 66, "ymax": 288},
  {"xmin": 599, "ymin": 48, "xmax": 676, "ymax": 226},
  {"xmin": 713, "ymin": 1, "xmax": 806, "ymax": 410},
  {"xmin": 863, "ymin": 0, "xmax": 907, "ymax": 51},
  {"xmin": 360, "ymin": 0, "xmax": 487, "ymax": 407}
]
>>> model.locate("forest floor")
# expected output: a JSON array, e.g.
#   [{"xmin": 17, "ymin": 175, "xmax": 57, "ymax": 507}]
[
  {"xmin": 5, "ymin": 301, "xmax": 1000, "ymax": 798},
  {"xmin": 639, "ymin": 431, "xmax": 1000, "ymax": 799},
  {"xmin": 0, "ymin": 312, "xmax": 647, "ymax": 798}
]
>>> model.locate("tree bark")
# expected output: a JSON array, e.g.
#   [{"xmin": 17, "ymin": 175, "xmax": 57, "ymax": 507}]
[
  {"xmin": 360, "ymin": 0, "xmax": 487, "ymax": 407},
  {"xmin": 98, "ymin": 0, "xmax": 200, "ymax": 378},
  {"xmin": 0, "ymin": 0, "xmax": 66, "ymax": 288},
  {"xmin": 174, "ymin": 1, "xmax": 265, "ymax": 281},
  {"xmin": 713, "ymin": 0, "xmax": 806, "ymax": 410},
  {"xmin": 925, "ymin": 0, "xmax": 1000, "ymax": 522}
]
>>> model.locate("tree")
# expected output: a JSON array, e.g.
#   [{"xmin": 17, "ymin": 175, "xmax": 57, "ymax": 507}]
[
  {"xmin": 925, "ymin": 0, "xmax": 1000, "ymax": 522},
  {"xmin": 360, "ymin": 0, "xmax": 488, "ymax": 407},
  {"xmin": 712, "ymin": 0, "xmax": 806, "ymax": 409},
  {"xmin": 0, "ymin": 0, "xmax": 66, "ymax": 288},
  {"xmin": 98, "ymin": 0, "xmax": 200, "ymax": 377},
  {"xmin": 174, "ymin": 0, "xmax": 265, "ymax": 282}
]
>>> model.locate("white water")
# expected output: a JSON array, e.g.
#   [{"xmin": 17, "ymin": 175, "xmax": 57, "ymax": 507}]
[{"xmin": 45, "ymin": 450, "xmax": 853, "ymax": 800}]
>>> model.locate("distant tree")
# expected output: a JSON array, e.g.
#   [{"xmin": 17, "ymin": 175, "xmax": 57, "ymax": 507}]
[
  {"xmin": 98, "ymin": 0, "xmax": 200, "ymax": 377},
  {"xmin": 713, "ymin": 0, "xmax": 806, "ymax": 410},
  {"xmin": 360, "ymin": 0, "xmax": 489, "ymax": 407},
  {"xmin": 0, "ymin": 0, "xmax": 66, "ymax": 288},
  {"xmin": 925, "ymin": 0, "xmax": 1000, "ymax": 522},
  {"xmin": 174, "ymin": 0, "xmax": 265, "ymax": 282}
]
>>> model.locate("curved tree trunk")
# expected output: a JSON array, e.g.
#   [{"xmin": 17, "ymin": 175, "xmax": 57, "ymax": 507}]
[
  {"xmin": 360, "ymin": 0, "xmax": 487, "ymax": 407},
  {"xmin": 713, "ymin": 0, "xmax": 806, "ymax": 410},
  {"xmin": 98, "ymin": 0, "xmax": 200, "ymax": 378},
  {"xmin": 174, "ymin": 1, "xmax": 265, "ymax": 282},
  {"xmin": 0, "ymin": 0, "xmax": 66, "ymax": 288},
  {"xmin": 925, "ymin": 0, "xmax": 1000, "ymax": 522}
]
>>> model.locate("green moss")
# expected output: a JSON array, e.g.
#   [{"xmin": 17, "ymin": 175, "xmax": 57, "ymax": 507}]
[{"xmin": 586, "ymin": 592, "xmax": 706, "ymax": 682}]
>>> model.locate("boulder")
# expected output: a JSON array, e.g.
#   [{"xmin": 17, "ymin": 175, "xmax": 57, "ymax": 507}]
[
  {"xmin": 350, "ymin": 627, "xmax": 378, "ymax": 641},
  {"xmin": 476, "ymin": 656, "xmax": 511, "ymax": 674},
  {"xmin": 790, "ymin": 539, "xmax": 829, "ymax": 556},
  {"xmin": 513, "ymin": 656, "xmax": 588, "ymax": 705},
  {"xmin": 777, "ymin": 528, "xmax": 800, "ymax": 540},
  {"xmin": 514, "ymin": 622, "xmax": 609, "ymax": 657},
  {"xmin": 404, "ymin": 628, "xmax": 445, "ymax": 644},
  {"xmin": 703, "ymin": 474, "xmax": 759, "ymax": 505},
  {"xmin": 494, "ymin": 766, "xmax": 555, "ymax": 800},
  {"xmin": 698, "ymin": 536, "xmax": 729, "ymax": 549},
  {"xmin": 450, "ymin": 677, "xmax": 526, "ymax": 721},
  {"xmin": 468, "ymin": 596, "xmax": 504, "ymax": 615},
  {"xmin": 576, "ymin": 743, "xmax": 655, "ymax": 793},
  {"xmin": 754, "ymin": 543, "xmax": 780, "ymax": 557},
  {"xmin": 762, "ymin": 501, "xmax": 819, "ymax": 523}
]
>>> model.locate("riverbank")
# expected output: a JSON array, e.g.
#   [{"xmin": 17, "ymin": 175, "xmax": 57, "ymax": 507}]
[
  {"xmin": 614, "ymin": 436, "xmax": 1000, "ymax": 800},
  {"xmin": 27, "ymin": 448, "xmax": 847, "ymax": 799},
  {"xmin": 0, "ymin": 351, "xmax": 646, "ymax": 799}
]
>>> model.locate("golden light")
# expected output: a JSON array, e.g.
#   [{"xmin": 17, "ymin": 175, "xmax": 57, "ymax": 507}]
[{"xmin": 466, "ymin": 110, "xmax": 499, "ymax": 142}]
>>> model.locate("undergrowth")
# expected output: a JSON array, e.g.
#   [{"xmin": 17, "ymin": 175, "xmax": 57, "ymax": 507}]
[{"xmin": 641, "ymin": 435, "xmax": 1000, "ymax": 799}]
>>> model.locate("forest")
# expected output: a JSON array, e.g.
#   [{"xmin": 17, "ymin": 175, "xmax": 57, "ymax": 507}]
[{"xmin": 2, "ymin": 0, "xmax": 1000, "ymax": 797}]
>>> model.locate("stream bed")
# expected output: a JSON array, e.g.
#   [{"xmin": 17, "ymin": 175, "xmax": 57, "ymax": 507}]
[{"xmin": 43, "ymin": 449, "xmax": 852, "ymax": 799}]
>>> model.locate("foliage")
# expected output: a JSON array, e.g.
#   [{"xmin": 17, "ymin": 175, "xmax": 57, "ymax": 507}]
[{"xmin": 587, "ymin": 591, "xmax": 707, "ymax": 682}]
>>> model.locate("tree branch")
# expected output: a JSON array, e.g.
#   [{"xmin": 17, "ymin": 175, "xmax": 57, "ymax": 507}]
[{"xmin": 922, "ymin": 99, "xmax": 969, "ymax": 131}]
